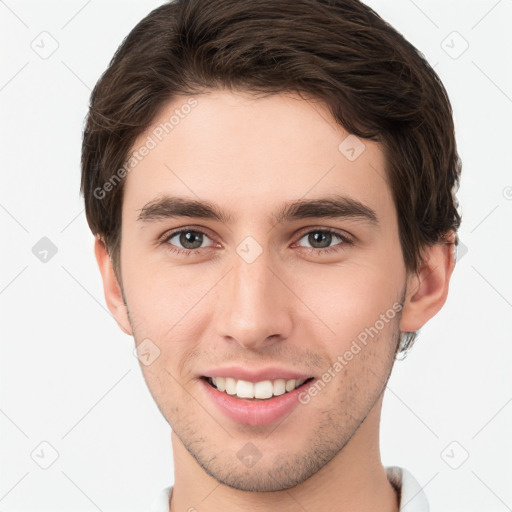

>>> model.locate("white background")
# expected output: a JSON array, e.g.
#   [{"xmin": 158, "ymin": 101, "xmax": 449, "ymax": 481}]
[{"xmin": 1, "ymin": 0, "xmax": 511, "ymax": 510}]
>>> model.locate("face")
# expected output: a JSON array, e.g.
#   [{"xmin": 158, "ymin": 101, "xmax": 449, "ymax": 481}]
[{"xmin": 118, "ymin": 90, "xmax": 408, "ymax": 491}]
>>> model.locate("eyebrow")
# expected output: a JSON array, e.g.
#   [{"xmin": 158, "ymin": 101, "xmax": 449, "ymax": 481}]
[{"xmin": 136, "ymin": 194, "xmax": 378, "ymax": 226}]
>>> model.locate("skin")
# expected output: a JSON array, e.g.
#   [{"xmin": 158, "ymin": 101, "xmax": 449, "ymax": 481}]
[{"xmin": 95, "ymin": 90, "xmax": 455, "ymax": 512}]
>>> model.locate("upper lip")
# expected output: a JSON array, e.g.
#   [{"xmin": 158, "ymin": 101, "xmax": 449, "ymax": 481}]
[{"xmin": 201, "ymin": 366, "xmax": 313, "ymax": 382}]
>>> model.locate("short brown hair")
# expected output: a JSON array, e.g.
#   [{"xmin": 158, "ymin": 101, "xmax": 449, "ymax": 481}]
[{"xmin": 81, "ymin": 0, "xmax": 461, "ymax": 349}]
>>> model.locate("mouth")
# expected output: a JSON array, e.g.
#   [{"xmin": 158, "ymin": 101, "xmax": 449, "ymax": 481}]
[{"xmin": 202, "ymin": 376, "xmax": 315, "ymax": 400}]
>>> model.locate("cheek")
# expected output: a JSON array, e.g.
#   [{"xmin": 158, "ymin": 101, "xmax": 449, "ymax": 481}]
[
  {"xmin": 139, "ymin": 360, "xmax": 196, "ymax": 433},
  {"xmin": 289, "ymin": 259, "xmax": 404, "ymax": 345},
  {"xmin": 122, "ymin": 241, "xmax": 209, "ymax": 332},
  {"xmin": 122, "ymin": 262, "xmax": 207, "ymax": 391}
]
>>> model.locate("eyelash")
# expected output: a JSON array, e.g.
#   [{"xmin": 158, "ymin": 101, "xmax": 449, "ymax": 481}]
[{"xmin": 159, "ymin": 227, "xmax": 354, "ymax": 257}]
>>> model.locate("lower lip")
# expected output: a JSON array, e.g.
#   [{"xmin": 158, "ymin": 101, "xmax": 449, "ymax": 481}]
[{"xmin": 200, "ymin": 378, "xmax": 311, "ymax": 426}]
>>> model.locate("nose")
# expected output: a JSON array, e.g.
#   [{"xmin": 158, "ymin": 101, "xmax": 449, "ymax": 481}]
[{"xmin": 213, "ymin": 247, "xmax": 293, "ymax": 351}]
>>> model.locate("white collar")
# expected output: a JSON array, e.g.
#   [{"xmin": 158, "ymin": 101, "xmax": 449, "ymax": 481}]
[{"xmin": 150, "ymin": 466, "xmax": 429, "ymax": 512}]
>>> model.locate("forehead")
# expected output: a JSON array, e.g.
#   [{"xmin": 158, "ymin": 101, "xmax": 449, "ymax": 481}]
[{"xmin": 122, "ymin": 90, "xmax": 394, "ymax": 226}]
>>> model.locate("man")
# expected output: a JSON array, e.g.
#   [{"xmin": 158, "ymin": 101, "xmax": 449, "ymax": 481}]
[{"xmin": 81, "ymin": 0, "xmax": 461, "ymax": 510}]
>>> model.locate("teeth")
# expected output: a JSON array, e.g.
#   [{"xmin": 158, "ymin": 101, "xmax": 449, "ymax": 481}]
[
  {"xmin": 225, "ymin": 377, "xmax": 236, "ymax": 395},
  {"xmin": 209, "ymin": 377, "xmax": 307, "ymax": 399},
  {"xmin": 285, "ymin": 379, "xmax": 296, "ymax": 392},
  {"xmin": 236, "ymin": 379, "xmax": 254, "ymax": 398},
  {"xmin": 216, "ymin": 377, "xmax": 226, "ymax": 392},
  {"xmin": 254, "ymin": 380, "xmax": 273, "ymax": 399},
  {"xmin": 273, "ymin": 379, "xmax": 286, "ymax": 396}
]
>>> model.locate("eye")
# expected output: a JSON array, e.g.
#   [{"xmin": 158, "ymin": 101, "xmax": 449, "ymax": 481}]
[
  {"xmin": 162, "ymin": 229, "xmax": 216, "ymax": 255},
  {"xmin": 295, "ymin": 228, "xmax": 353, "ymax": 255}
]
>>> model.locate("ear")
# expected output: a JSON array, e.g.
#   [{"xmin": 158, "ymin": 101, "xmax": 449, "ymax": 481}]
[
  {"xmin": 400, "ymin": 233, "xmax": 457, "ymax": 333},
  {"xmin": 94, "ymin": 236, "xmax": 133, "ymax": 336}
]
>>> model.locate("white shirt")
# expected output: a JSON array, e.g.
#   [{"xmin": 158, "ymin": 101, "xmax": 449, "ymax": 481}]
[{"xmin": 149, "ymin": 466, "xmax": 429, "ymax": 512}]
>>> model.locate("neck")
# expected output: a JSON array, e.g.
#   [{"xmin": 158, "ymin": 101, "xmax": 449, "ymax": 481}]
[{"xmin": 169, "ymin": 396, "xmax": 398, "ymax": 512}]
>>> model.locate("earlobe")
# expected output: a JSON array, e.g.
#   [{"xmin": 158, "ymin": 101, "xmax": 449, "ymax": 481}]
[
  {"xmin": 94, "ymin": 236, "xmax": 133, "ymax": 336},
  {"xmin": 400, "ymin": 234, "xmax": 456, "ymax": 333}
]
